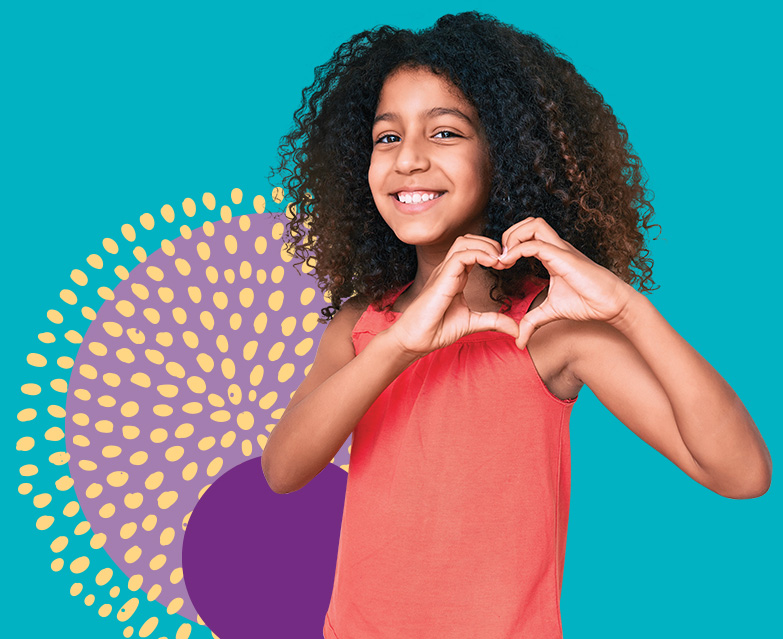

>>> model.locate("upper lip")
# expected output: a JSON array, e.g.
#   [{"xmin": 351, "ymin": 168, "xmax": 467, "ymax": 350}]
[{"xmin": 390, "ymin": 187, "xmax": 446, "ymax": 195}]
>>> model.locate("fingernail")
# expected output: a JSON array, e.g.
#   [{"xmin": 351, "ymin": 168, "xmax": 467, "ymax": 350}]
[{"xmin": 497, "ymin": 246, "xmax": 508, "ymax": 261}]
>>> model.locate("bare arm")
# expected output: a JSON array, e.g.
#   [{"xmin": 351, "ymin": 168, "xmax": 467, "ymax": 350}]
[
  {"xmin": 567, "ymin": 301, "xmax": 771, "ymax": 498},
  {"xmin": 500, "ymin": 217, "xmax": 772, "ymax": 499},
  {"xmin": 261, "ymin": 300, "xmax": 419, "ymax": 494}
]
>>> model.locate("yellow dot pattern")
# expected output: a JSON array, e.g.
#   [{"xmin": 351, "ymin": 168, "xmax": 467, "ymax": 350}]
[{"xmin": 20, "ymin": 186, "xmax": 329, "ymax": 634}]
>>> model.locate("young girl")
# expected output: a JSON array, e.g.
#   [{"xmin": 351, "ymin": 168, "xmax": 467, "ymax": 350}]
[{"xmin": 262, "ymin": 12, "xmax": 771, "ymax": 638}]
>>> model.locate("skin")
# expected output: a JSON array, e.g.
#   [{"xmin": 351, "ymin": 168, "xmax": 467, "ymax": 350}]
[{"xmin": 262, "ymin": 68, "xmax": 772, "ymax": 500}]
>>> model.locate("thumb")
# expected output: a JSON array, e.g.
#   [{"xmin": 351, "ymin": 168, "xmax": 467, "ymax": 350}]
[
  {"xmin": 465, "ymin": 311, "xmax": 521, "ymax": 341},
  {"xmin": 515, "ymin": 304, "xmax": 555, "ymax": 350}
]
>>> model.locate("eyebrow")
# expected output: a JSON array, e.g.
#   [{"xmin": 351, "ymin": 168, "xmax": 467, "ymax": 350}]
[{"xmin": 373, "ymin": 107, "xmax": 475, "ymax": 126}]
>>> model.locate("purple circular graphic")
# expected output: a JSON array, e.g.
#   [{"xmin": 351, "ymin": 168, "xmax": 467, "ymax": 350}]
[
  {"xmin": 182, "ymin": 458, "xmax": 346, "ymax": 638},
  {"xmin": 65, "ymin": 210, "xmax": 331, "ymax": 620}
]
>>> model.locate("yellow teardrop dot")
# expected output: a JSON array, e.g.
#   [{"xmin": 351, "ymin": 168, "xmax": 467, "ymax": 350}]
[
  {"xmin": 73, "ymin": 435, "xmax": 90, "ymax": 447},
  {"xmin": 158, "ymin": 287, "xmax": 174, "ymax": 303},
  {"xmin": 224, "ymin": 234, "xmax": 238, "ymax": 254},
  {"xmin": 27, "ymin": 353, "xmax": 47, "ymax": 367},
  {"xmin": 182, "ymin": 462, "xmax": 198, "ymax": 481},
  {"xmin": 99, "ymin": 603, "xmax": 113, "ymax": 617},
  {"xmin": 165, "ymin": 361, "xmax": 186, "ymax": 378},
  {"xmin": 131, "ymin": 283, "xmax": 150, "ymax": 300},
  {"xmin": 221, "ymin": 431, "xmax": 237, "ymax": 448},
  {"xmin": 139, "ymin": 617, "xmax": 159, "ymax": 637},
  {"xmin": 175, "ymin": 423, "xmax": 194, "ymax": 438},
  {"xmin": 210, "ymin": 410, "xmax": 231, "ymax": 423},
  {"xmin": 149, "ymin": 554, "xmax": 167, "ymax": 571},
  {"xmin": 153, "ymin": 404, "xmax": 174, "ymax": 417},
  {"xmin": 21, "ymin": 383, "xmax": 42, "ymax": 395},
  {"xmin": 117, "ymin": 596, "xmax": 140, "ymax": 621},
  {"xmin": 165, "ymin": 446, "xmax": 184, "ymax": 462},
  {"xmin": 85, "ymin": 483, "xmax": 103, "ymax": 498},
  {"xmin": 150, "ymin": 428, "xmax": 168, "ymax": 443},
  {"xmin": 239, "ymin": 287, "xmax": 255, "ymax": 308},
  {"xmin": 55, "ymin": 476, "xmax": 74, "ymax": 490},
  {"xmin": 200, "ymin": 311, "xmax": 215, "ymax": 331},
  {"xmin": 236, "ymin": 412, "xmax": 254, "ymax": 431},
  {"xmin": 268, "ymin": 290, "xmax": 284, "ymax": 311},
  {"xmin": 145, "ymin": 349, "xmax": 164, "ymax": 365},
  {"xmin": 181, "ymin": 223, "xmax": 192, "ymax": 239},
  {"xmin": 106, "ymin": 471, "xmax": 128, "ymax": 487},
  {"xmin": 259, "ymin": 391, "xmax": 278, "ymax": 410},
  {"xmin": 202, "ymin": 192, "xmax": 216, "ymax": 210},
  {"xmin": 295, "ymin": 338, "xmax": 314, "ymax": 356},
  {"xmin": 254, "ymin": 312, "xmax": 268, "ymax": 334},
  {"xmin": 161, "ymin": 239, "xmax": 176, "ymax": 256},
  {"xmin": 207, "ymin": 457, "xmax": 224, "ymax": 476},
  {"xmin": 249, "ymin": 364, "xmax": 264, "ymax": 386},
  {"xmin": 146, "ymin": 265, "xmax": 164, "ymax": 281},
  {"xmin": 167, "ymin": 597, "xmax": 185, "ymax": 615},
  {"xmin": 121, "ymin": 224, "xmax": 137, "ymax": 242},
  {"xmin": 175, "ymin": 258, "xmax": 191, "ymax": 276},
  {"xmin": 271, "ymin": 265, "xmax": 285, "ymax": 284},
  {"xmin": 115, "ymin": 300, "xmax": 135, "ymax": 318},
  {"xmin": 103, "ymin": 445, "xmax": 122, "ymax": 458},
  {"xmin": 158, "ymin": 491, "xmax": 179, "ymax": 510},
  {"xmin": 44, "ymin": 426, "xmax": 65, "ymax": 442},
  {"xmin": 181, "ymin": 198, "xmax": 196, "ymax": 217},
  {"xmin": 302, "ymin": 312, "xmax": 320, "ymax": 332},
  {"xmin": 78, "ymin": 460, "xmax": 97, "ymax": 471},
  {"xmin": 128, "ymin": 574, "xmax": 144, "ymax": 591},
  {"xmin": 50, "ymin": 536, "xmax": 69, "ymax": 553},
  {"xmin": 87, "ymin": 253, "xmax": 103, "ymax": 269},
  {"xmin": 70, "ymin": 556, "xmax": 90, "ymax": 574},
  {"xmin": 220, "ymin": 205, "xmax": 232, "ymax": 223},
  {"xmin": 130, "ymin": 451, "xmax": 148, "ymax": 465},
  {"xmin": 33, "ymin": 493, "xmax": 52, "ymax": 508},
  {"xmin": 73, "ymin": 520, "xmax": 90, "ymax": 534},
  {"xmin": 120, "ymin": 522, "xmax": 138, "ymax": 539},
  {"xmin": 143, "ymin": 308, "xmax": 160, "ymax": 324},
  {"xmin": 219, "ymin": 358, "xmax": 234, "ymax": 379},
  {"xmin": 183, "ymin": 331, "xmax": 199, "ymax": 349},
  {"xmin": 242, "ymin": 439, "xmax": 253, "ymax": 456},
  {"xmin": 36, "ymin": 515, "xmax": 55, "ymax": 530},
  {"xmin": 171, "ymin": 568, "xmax": 184, "ymax": 585},
  {"xmin": 65, "ymin": 330, "xmax": 84, "ymax": 344},
  {"xmin": 268, "ymin": 342, "xmax": 285, "ymax": 361},
  {"xmin": 97, "ymin": 286, "xmax": 115, "ymax": 300},
  {"xmin": 242, "ymin": 340, "xmax": 259, "ymax": 361},
  {"xmin": 125, "ymin": 492, "xmax": 144, "ymax": 509},
  {"xmin": 20, "ymin": 463, "xmax": 39, "ymax": 476},
  {"xmin": 300, "ymin": 287, "xmax": 316, "ymax": 305},
  {"xmin": 51, "ymin": 378, "xmax": 68, "ymax": 393},
  {"xmin": 183, "ymin": 402, "xmax": 203, "ymax": 414},
  {"xmin": 103, "ymin": 372, "xmax": 121, "ymax": 387},
  {"xmin": 16, "ymin": 436, "xmax": 34, "ymax": 451},
  {"xmin": 198, "ymin": 436, "xmax": 216, "ymax": 451},
  {"xmin": 186, "ymin": 376, "xmax": 206, "ymax": 393},
  {"xmin": 51, "ymin": 558, "xmax": 65, "ymax": 572},
  {"xmin": 96, "ymin": 419, "xmax": 114, "ymax": 434},
  {"xmin": 71, "ymin": 583, "xmax": 84, "ymax": 596},
  {"xmin": 145, "ymin": 472, "xmax": 164, "ymax": 490},
  {"xmin": 98, "ymin": 503, "xmax": 115, "ymax": 518},
  {"xmin": 253, "ymin": 194, "xmax": 266, "ymax": 214},
  {"xmin": 96, "ymin": 567, "xmax": 114, "ymax": 585},
  {"xmin": 91, "ymin": 533, "xmax": 107, "ymax": 549},
  {"xmin": 88, "ymin": 341, "xmax": 108, "ymax": 356},
  {"xmin": 49, "ymin": 451, "xmax": 70, "ymax": 465},
  {"xmin": 160, "ymin": 527, "xmax": 176, "ymax": 546},
  {"xmin": 60, "ymin": 289, "xmax": 78, "ymax": 305},
  {"xmin": 125, "ymin": 546, "xmax": 142, "ymax": 564},
  {"xmin": 84, "ymin": 594, "xmax": 95, "ymax": 606},
  {"xmin": 213, "ymin": 291, "xmax": 228, "ymax": 310},
  {"xmin": 278, "ymin": 363, "xmax": 295, "ymax": 383},
  {"xmin": 142, "ymin": 514, "xmax": 157, "ymax": 531}
]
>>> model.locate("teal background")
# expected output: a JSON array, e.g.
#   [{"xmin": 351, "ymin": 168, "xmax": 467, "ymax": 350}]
[{"xmin": 3, "ymin": 1, "xmax": 780, "ymax": 637}]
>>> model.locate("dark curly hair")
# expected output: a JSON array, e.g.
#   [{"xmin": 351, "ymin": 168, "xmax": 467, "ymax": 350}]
[{"xmin": 275, "ymin": 11, "xmax": 657, "ymax": 321}]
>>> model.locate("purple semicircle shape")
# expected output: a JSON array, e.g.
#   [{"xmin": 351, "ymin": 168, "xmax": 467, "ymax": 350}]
[{"xmin": 182, "ymin": 457, "xmax": 346, "ymax": 638}]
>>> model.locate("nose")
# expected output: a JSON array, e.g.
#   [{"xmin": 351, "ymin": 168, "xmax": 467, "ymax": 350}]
[{"xmin": 394, "ymin": 135, "xmax": 430, "ymax": 174}]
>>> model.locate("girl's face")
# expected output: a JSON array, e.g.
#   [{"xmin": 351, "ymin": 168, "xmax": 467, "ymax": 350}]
[{"xmin": 368, "ymin": 67, "xmax": 492, "ymax": 252}]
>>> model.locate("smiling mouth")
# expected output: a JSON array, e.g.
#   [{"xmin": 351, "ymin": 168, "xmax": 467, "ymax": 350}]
[{"xmin": 393, "ymin": 191, "xmax": 445, "ymax": 204}]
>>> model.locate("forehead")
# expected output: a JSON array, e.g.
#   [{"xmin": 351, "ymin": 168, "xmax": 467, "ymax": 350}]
[{"xmin": 375, "ymin": 67, "xmax": 475, "ymax": 116}]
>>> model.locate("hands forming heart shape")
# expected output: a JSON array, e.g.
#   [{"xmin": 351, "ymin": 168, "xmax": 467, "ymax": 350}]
[{"xmin": 387, "ymin": 217, "xmax": 637, "ymax": 357}]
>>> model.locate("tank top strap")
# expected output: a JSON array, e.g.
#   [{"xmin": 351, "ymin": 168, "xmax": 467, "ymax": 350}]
[{"xmin": 505, "ymin": 276, "xmax": 550, "ymax": 321}]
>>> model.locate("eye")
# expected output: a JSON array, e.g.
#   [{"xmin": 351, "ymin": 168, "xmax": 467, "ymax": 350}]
[
  {"xmin": 433, "ymin": 130, "xmax": 462, "ymax": 139},
  {"xmin": 375, "ymin": 133, "xmax": 401, "ymax": 145}
]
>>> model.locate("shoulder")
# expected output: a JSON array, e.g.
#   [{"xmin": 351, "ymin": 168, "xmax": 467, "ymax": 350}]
[{"xmin": 323, "ymin": 296, "xmax": 368, "ymax": 347}]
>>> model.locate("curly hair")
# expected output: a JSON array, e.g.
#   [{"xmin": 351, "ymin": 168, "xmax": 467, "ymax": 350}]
[{"xmin": 275, "ymin": 11, "xmax": 657, "ymax": 321}]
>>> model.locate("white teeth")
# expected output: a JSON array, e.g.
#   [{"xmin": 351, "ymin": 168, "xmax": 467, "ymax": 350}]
[{"xmin": 396, "ymin": 191, "xmax": 442, "ymax": 204}]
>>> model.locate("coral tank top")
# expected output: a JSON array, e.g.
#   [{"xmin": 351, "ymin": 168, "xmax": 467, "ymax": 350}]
[{"xmin": 323, "ymin": 277, "xmax": 577, "ymax": 639}]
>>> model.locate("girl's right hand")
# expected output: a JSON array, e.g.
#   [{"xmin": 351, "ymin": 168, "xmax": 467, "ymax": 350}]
[{"xmin": 385, "ymin": 234, "xmax": 520, "ymax": 359}]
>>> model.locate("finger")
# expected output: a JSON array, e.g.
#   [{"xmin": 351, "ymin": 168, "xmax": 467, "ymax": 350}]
[
  {"xmin": 465, "ymin": 310, "xmax": 521, "ymax": 341},
  {"xmin": 446, "ymin": 234, "xmax": 502, "ymax": 261},
  {"xmin": 500, "ymin": 238, "xmax": 570, "ymax": 272},
  {"xmin": 501, "ymin": 217, "xmax": 570, "ymax": 256},
  {"xmin": 515, "ymin": 304, "xmax": 557, "ymax": 350}
]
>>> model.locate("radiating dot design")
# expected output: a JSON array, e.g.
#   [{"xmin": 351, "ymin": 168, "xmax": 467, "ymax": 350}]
[{"xmin": 31, "ymin": 187, "xmax": 333, "ymax": 630}]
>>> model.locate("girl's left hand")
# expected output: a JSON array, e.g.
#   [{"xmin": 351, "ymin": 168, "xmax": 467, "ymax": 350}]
[{"xmin": 497, "ymin": 217, "xmax": 638, "ymax": 349}]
